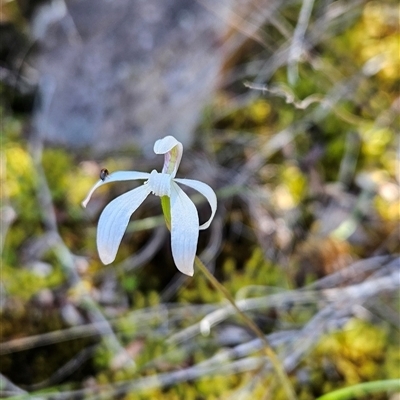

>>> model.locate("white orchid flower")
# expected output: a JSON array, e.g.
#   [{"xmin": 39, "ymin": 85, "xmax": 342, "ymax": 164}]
[{"xmin": 82, "ymin": 136, "xmax": 217, "ymax": 276}]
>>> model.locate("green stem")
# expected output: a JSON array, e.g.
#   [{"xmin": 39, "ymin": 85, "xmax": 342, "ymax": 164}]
[
  {"xmin": 195, "ymin": 256, "xmax": 296, "ymax": 400},
  {"xmin": 160, "ymin": 195, "xmax": 296, "ymax": 399},
  {"xmin": 316, "ymin": 379, "xmax": 400, "ymax": 400}
]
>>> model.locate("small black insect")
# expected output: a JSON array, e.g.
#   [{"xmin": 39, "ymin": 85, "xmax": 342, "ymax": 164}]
[{"xmin": 100, "ymin": 168, "xmax": 109, "ymax": 181}]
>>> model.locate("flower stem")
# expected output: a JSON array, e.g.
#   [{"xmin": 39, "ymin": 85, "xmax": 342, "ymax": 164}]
[
  {"xmin": 160, "ymin": 195, "xmax": 296, "ymax": 399},
  {"xmin": 194, "ymin": 256, "xmax": 296, "ymax": 400}
]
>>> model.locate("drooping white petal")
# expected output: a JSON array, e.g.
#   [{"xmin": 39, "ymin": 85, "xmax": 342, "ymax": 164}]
[
  {"xmin": 153, "ymin": 136, "xmax": 183, "ymax": 178},
  {"xmin": 170, "ymin": 182, "xmax": 199, "ymax": 276},
  {"xmin": 82, "ymin": 171, "xmax": 150, "ymax": 207},
  {"xmin": 97, "ymin": 185, "xmax": 151, "ymax": 264},
  {"xmin": 174, "ymin": 178, "xmax": 217, "ymax": 230}
]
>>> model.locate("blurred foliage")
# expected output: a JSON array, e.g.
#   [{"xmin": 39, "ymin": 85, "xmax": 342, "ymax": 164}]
[{"xmin": 1, "ymin": 0, "xmax": 399, "ymax": 399}]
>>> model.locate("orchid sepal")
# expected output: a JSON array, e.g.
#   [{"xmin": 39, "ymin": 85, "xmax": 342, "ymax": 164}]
[
  {"xmin": 174, "ymin": 178, "xmax": 217, "ymax": 230},
  {"xmin": 82, "ymin": 171, "xmax": 150, "ymax": 208},
  {"xmin": 153, "ymin": 135, "xmax": 183, "ymax": 178}
]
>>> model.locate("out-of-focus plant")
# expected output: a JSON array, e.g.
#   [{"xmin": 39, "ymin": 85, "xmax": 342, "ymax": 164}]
[{"xmin": 1, "ymin": 0, "xmax": 399, "ymax": 398}]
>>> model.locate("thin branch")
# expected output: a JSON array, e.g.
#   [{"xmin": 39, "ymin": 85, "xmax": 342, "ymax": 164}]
[
  {"xmin": 6, "ymin": 356, "xmax": 268, "ymax": 400},
  {"xmin": 0, "ymin": 303, "xmax": 218, "ymax": 355},
  {"xmin": 27, "ymin": 345, "xmax": 98, "ymax": 391},
  {"xmin": 288, "ymin": 0, "xmax": 315, "ymax": 84},
  {"xmin": 0, "ymin": 373, "xmax": 28, "ymax": 396},
  {"xmin": 28, "ymin": 135, "xmax": 135, "ymax": 369},
  {"xmin": 195, "ymin": 256, "xmax": 297, "ymax": 400}
]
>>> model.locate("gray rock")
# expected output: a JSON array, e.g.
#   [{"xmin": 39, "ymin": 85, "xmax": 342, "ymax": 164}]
[{"xmin": 31, "ymin": 0, "xmax": 236, "ymax": 153}]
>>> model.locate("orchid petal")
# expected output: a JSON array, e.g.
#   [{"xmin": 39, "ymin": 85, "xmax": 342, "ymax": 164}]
[
  {"xmin": 170, "ymin": 182, "xmax": 199, "ymax": 276},
  {"xmin": 153, "ymin": 136, "xmax": 183, "ymax": 178},
  {"xmin": 97, "ymin": 185, "xmax": 151, "ymax": 264},
  {"xmin": 82, "ymin": 171, "xmax": 150, "ymax": 207},
  {"xmin": 175, "ymin": 178, "xmax": 217, "ymax": 230}
]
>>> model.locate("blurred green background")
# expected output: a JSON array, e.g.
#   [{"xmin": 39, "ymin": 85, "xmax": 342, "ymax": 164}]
[{"xmin": 1, "ymin": 0, "xmax": 399, "ymax": 399}]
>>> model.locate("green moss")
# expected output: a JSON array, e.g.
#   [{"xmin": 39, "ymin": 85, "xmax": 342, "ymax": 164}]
[
  {"xmin": 308, "ymin": 319, "xmax": 397, "ymax": 396},
  {"xmin": 5, "ymin": 145, "xmax": 39, "ymax": 222},
  {"xmin": 1, "ymin": 0, "xmax": 398, "ymax": 397},
  {"xmin": 41, "ymin": 149, "xmax": 73, "ymax": 202},
  {"xmin": 1, "ymin": 263, "xmax": 65, "ymax": 300}
]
